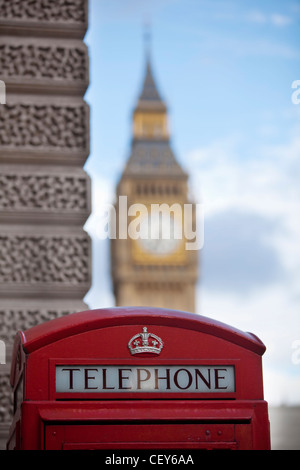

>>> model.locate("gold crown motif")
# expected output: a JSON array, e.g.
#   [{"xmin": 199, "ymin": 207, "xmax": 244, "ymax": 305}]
[{"xmin": 128, "ymin": 327, "xmax": 164, "ymax": 355}]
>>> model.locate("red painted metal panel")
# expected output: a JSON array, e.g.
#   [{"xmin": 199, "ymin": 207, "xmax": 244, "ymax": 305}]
[
  {"xmin": 45, "ymin": 423, "xmax": 237, "ymax": 450},
  {"xmin": 24, "ymin": 323, "xmax": 264, "ymax": 401},
  {"xmin": 20, "ymin": 307, "xmax": 266, "ymax": 355},
  {"xmin": 7, "ymin": 307, "xmax": 271, "ymax": 450},
  {"xmin": 14, "ymin": 400, "xmax": 270, "ymax": 450}
]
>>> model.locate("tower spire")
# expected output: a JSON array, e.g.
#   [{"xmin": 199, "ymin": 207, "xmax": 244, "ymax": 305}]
[
  {"xmin": 143, "ymin": 21, "xmax": 152, "ymax": 63},
  {"xmin": 138, "ymin": 23, "xmax": 164, "ymax": 105},
  {"xmin": 132, "ymin": 27, "xmax": 169, "ymax": 141}
]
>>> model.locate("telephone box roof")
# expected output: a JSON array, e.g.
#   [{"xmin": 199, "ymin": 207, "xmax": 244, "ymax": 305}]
[{"xmin": 17, "ymin": 307, "xmax": 266, "ymax": 356}]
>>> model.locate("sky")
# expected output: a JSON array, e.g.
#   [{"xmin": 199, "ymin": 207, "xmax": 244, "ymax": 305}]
[{"xmin": 83, "ymin": 0, "xmax": 300, "ymax": 406}]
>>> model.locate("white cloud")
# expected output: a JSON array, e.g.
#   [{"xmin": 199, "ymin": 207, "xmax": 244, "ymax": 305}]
[
  {"xmin": 201, "ymin": 209, "xmax": 285, "ymax": 294},
  {"xmin": 264, "ymin": 369, "xmax": 300, "ymax": 407},
  {"xmin": 246, "ymin": 10, "xmax": 267, "ymax": 24},
  {"xmin": 245, "ymin": 10, "xmax": 293, "ymax": 27},
  {"xmin": 188, "ymin": 128, "xmax": 300, "ymax": 227},
  {"xmin": 188, "ymin": 128, "xmax": 300, "ymax": 405},
  {"xmin": 84, "ymin": 174, "xmax": 115, "ymax": 240},
  {"xmin": 83, "ymin": 174, "xmax": 116, "ymax": 309},
  {"xmin": 271, "ymin": 13, "xmax": 293, "ymax": 27},
  {"xmin": 197, "ymin": 285, "xmax": 300, "ymax": 406}
]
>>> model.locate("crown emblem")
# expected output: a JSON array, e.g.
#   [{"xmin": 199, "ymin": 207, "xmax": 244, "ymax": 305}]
[{"xmin": 128, "ymin": 327, "xmax": 164, "ymax": 356}]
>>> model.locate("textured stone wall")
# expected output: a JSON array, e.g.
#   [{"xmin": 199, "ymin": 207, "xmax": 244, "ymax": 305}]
[
  {"xmin": 0, "ymin": 103, "xmax": 89, "ymax": 150},
  {"xmin": 0, "ymin": 0, "xmax": 90, "ymax": 448},
  {"xmin": 0, "ymin": 0, "xmax": 87, "ymax": 22}
]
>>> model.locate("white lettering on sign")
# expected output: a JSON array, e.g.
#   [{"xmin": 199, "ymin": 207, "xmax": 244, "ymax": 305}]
[{"xmin": 55, "ymin": 365, "xmax": 235, "ymax": 394}]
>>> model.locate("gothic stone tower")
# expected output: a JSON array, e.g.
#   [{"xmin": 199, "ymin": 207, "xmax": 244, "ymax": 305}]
[{"xmin": 111, "ymin": 58, "xmax": 198, "ymax": 313}]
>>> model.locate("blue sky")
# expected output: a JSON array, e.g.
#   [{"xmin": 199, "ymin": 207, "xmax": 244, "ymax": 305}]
[{"xmin": 83, "ymin": 0, "xmax": 300, "ymax": 406}]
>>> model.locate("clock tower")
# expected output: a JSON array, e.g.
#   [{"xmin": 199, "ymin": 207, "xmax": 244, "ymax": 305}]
[{"xmin": 111, "ymin": 56, "xmax": 198, "ymax": 313}]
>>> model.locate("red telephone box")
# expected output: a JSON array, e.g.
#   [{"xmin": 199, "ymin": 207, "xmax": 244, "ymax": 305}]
[{"xmin": 7, "ymin": 307, "xmax": 271, "ymax": 450}]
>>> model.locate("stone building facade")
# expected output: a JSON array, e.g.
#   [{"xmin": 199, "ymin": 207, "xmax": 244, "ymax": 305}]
[{"xmin": 0, "ymin": 0, "xmax": 91, "ymax": 448}]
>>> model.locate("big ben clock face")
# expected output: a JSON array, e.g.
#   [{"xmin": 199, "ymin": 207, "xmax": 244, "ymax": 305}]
[
  {"xmin": 138, "ymin": 214, "xmax": 181, "ymax": 255},
  {"xmin": 131, "ymin": 207, "xmax": 187, "ymax": 265}
]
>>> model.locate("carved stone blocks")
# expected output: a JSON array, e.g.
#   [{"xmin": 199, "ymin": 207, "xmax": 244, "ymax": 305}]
[{"xmin": 0, "ymin": 0, "xmax": 91, "ymax": 444}]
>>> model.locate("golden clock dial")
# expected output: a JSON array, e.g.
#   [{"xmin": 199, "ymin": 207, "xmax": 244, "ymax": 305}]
[{"xmin": 138, "ymin": 213, "xmax": 182, "ymax": 255}]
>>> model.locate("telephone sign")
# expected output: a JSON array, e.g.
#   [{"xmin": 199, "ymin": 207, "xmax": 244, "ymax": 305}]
[
  {"xmin": 7, "ymin": 307, "xmax": 271, "ymax": 450},
  {"xmin": 55, "ymin": 364, "xmax": 236, "ymax": 394}
]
